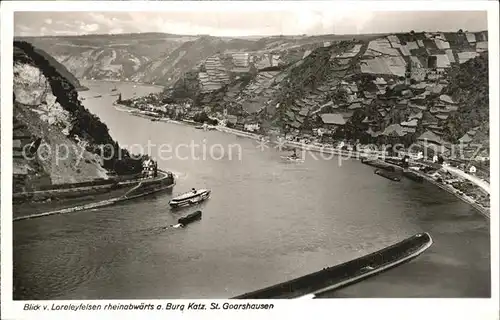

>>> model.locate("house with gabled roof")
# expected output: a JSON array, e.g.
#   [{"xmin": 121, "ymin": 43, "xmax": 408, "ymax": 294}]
[{"xmin": 320, "ymin": 113, "xmax": 346, "ymax": 127}]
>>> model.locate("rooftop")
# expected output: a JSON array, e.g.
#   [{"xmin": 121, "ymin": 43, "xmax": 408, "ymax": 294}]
[
  {"xmin": 418, "ymin": 130, "xmax": 445, "ymax": 145},
  {"xmin": 320, "ymin": 113, "xmax": 346, "ymax": 125}
]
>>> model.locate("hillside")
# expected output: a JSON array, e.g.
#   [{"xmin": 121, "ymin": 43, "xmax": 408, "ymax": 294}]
[
  {"xmin": 19, "ymin": 32, "xmax": 380, "ymax": 86},
  {"xmin": 19, "ymin": 33, "xmax": 195, "ymax": 82},
  {"xmin": 20, "ymin": 30, "xmax": 490, "ymax": 156},
  {"xmin": 126, "ymin": 30, "xmax": 489, "ymax": 154},
  {"xmin": 13, "ymin": 41, "xmax": 144, "ymax": 192},
  {"xmin": 442, "ymin": 52, "xmax": 489, "ymax": 143}
]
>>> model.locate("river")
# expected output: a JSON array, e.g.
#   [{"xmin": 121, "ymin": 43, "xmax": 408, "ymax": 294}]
[{"xmin": 13, "ymin": 80, "xmax": 490, "ymax": 299}]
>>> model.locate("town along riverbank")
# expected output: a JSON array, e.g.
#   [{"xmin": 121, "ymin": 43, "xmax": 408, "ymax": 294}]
[{"xmin": 112, "ymin": 97, "xmax": 490, "ymax": 218}]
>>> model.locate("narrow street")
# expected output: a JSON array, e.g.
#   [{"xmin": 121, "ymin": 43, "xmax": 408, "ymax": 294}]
[{"xmin": 443, "ymin": 165, "xmax": 491, "ymax": 194}]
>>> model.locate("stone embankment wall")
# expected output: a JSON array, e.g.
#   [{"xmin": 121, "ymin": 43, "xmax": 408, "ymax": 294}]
[
  {"xmin": 12, "ymin": 173, "xmax": 144, "ymax": 203},
  {"xmin": 123, "ymin": 172, "xmax": 175, "ymax": 199},
  {"xmin": 13, "ymin": 171, "xmax": 175, "ymax": 221}
]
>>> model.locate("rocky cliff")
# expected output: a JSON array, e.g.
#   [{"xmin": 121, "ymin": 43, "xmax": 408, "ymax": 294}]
[{"xmin": 13, "ymin": 41, "xmax": 144, "ymax": 192}]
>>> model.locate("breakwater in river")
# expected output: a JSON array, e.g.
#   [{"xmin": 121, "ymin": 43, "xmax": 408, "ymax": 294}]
[{"xmin": 234, "ymin": 233, "xmax": 433, "ymax": 299}]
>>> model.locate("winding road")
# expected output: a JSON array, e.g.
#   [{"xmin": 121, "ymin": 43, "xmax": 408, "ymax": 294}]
[{"xmin": 443, "ymin": 164, "xmax": 491, "ymax": 194}]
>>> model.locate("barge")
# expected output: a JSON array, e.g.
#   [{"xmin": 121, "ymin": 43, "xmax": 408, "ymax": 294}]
[
  {"xmin": 374, "ymin": 169, "xmax": 401, "ymax": 181},
  {"xmin": 361, "ymin": 158, "xmax": 396, "ymax": 172},
  {"xmin": 402, "ymin": 170, "xmax": 424, "ymax": 183},
  {"xmin": 385, "ymin": 158, "xmax": 403, "ymax": 167},
  {"xmin": 178, "ymin": 210, "xmax": 202, "ymax": 226},
  {"xmin": 233, "ymin": 232, "xmax": 433, "ymax": 299}
]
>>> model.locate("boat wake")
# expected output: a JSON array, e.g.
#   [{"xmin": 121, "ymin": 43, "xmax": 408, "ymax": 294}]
[
  {"xmin": 160, "ymin": 223, "xmax": 184, "ymax": 230},
  {"xmin": 133, "ymin": 223, "xmax": 184, "ymax": 236},
  {"xmin": 170, "ymin": 171, "xmax": 188, "ymax": 180}
]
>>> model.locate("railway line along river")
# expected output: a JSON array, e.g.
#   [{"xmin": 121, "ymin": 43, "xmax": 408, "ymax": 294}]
[{"xmin": 13, "ymin": 80, "xmax": 490, "ymax": 299}]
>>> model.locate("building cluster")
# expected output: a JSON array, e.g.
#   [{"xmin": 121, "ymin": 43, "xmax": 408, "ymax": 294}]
[
  {"xmin": 142, "ymin": 158, "xmax": 158, "ymax": 179},
  {"xmin": 123, "ymin": 31, "xmax": 489, "ymax": 165}
]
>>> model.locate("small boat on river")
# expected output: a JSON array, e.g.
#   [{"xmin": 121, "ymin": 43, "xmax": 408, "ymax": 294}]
[
  {"xmin": 281, "ymin": 150, "xmax": 304, "ymax": 163},
  {"xmin": 195, "ymin": 124, "xmax": 217, "ymax": 131},
  {"xmin": 281, "ymin": 155, "xmax": 304, "ymax": 163},
  {"xmin": 169, "ymin": 188, "xmax": 211, "ymax": 208}
]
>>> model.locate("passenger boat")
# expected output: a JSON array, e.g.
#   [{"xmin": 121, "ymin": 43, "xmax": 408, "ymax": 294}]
[{"xmin": 169, "ymin": 188, "xmax": 211, "ymax": 208}]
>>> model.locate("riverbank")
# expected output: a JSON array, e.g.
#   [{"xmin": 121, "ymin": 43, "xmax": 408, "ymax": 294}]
[
  {"xmin": 408, "ymin": 168, "xmax": 490, "ymax": 218},
  {"xmin": 113, "ymin": 101, "xmax": 209, "ymax": 128},
  {"xmin": 13, "ymin": 170, "xmax": 175, "ymax": 222},
  {"xmin": 76, "ymin": 86, "xmax": 89, "ymax": 92},
  {"xmin": 82, "ymin": 79, "xmax": 166, "ymax": 90}
]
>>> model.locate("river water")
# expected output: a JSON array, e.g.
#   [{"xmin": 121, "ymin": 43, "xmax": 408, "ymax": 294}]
[{"xmin": 13, "ymin": 80, "xmax": 491, "ymax": 299}]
